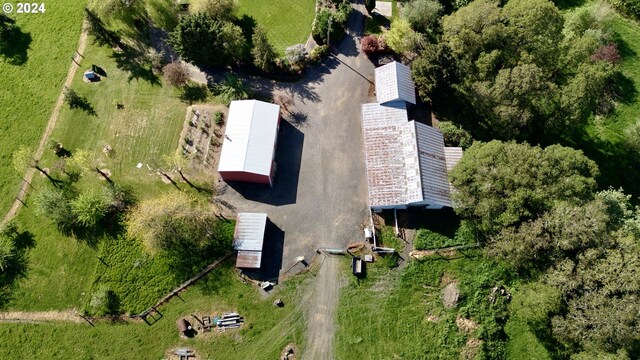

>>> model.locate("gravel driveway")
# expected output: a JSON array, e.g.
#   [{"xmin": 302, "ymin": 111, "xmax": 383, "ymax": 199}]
[{"xmin": 215, "ymin": 2, "xmax": 374, "ymax": 358}]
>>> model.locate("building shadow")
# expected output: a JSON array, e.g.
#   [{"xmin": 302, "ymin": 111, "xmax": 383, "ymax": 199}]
[
  {"xmin": 225, "ymin": 120, "xmax": 304, "ymax": 206},
  {"xmin": 241, "ymin": 219, "xmax": 284, "ymax": 284}
]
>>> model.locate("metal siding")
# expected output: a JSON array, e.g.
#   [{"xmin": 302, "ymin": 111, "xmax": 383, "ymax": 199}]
[
  {"xmin": 218, "ymin": 100, "xmax": 280, "ymax": 177},
  {"xmin": 374, "ymin": 62, "xmax": 416, "ymax": 105},
  {"xmin": 233, "ymin": 212, "xmax": 267, "ymax": 251},
  {"xmin": 414, "ymin": 122, "xmax": 452, "ymax": 207},
  {"xmin": 444, "ymin": 147, "xmax": 464, "ymax": 172}
]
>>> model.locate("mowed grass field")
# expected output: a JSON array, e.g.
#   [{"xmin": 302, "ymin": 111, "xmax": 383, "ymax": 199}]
[
  {"xmin": 0, "ymin": 264, "xmax": 309, "ymax": 359},
  {"xmin": 236, "ymin": 0, "xmax": 316, "ymax": 54},
  {"xmin": 6, "ymin": 39, "xmax": 190, "ymax": 310},
  {"xmin": 0, "ymin": 1, "xmax": 86, "ymax": 215}
]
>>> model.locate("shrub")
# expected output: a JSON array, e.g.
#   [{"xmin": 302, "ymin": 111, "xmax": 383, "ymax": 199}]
[
  {"xmin": 401, "ymin": 0, "xmax": 443, "ymax": 33},
  {"xmin": 591, "ymin": 43, "xmax": 621, "ymax": 64},
  {"xmin": 414, "ymin": 229, "xmax": 452, "ymax": 250},
  {"xmin": 309, "ymin": 44, "xmax": 330, "ymax": 63},
  {"xmin": 89, "ymin": 285, "xmax": 121, "ymax": 317},
  {"xmin": 191, "ymin": 0, "xmax": 238, "ymax": 22},
  {"xmin": 285, "ymin": 44, "xmax": 307, "ymax": 65},
  {"xmin": 311, "ymin": 7, "xmax": 347, "ymax": 45},
  {"xmin": 438, "ymin": 121, "xmax": 473, "ymax": 148},
  {"xmin": 361, "ymin": 35, "xmax": 380, "ymax": 55},
  {"xmin": 214, "ymin": 111, "xmax": 224, "ymax": 126},
  {"xmin": 211, "ymin": 73, "xmax": 248, "ymax": 105},
  {"xmin": 163, "ymin": 62, "xmax": 190, "ymax": 87}
]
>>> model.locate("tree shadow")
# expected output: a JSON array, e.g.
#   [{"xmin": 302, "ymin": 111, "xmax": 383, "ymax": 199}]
[
  {"xmin": 239, "ymin": 220, "xmax": 284, "ymax": 283},
  {"xmin": 110, "ymin": 45, "xmax": 160, "ymax": 85},
  {"xmin": 235, "ymin": 15, "xmax": 257, "ymax": 51},
  {"xmin": 0, "ymin": 15, "xmax": 31, "ymax": 65},
  {"xmin": 69, "ymin": 94, "xmax": 97, "ymax": 116},
  {"xmin": 607, "ymin": 71, "xmax": 638, "ymax": 105},
  {"xmin": 0, "ymin": 227, "xmax": 35, "ymax": 309},
  {"xmin": 180, "ymin": 83, "xmax": 209, "ymax": 104},
  {"xmin": 550, "ymin": 0, "xmax": 586, "ymax": 10}
]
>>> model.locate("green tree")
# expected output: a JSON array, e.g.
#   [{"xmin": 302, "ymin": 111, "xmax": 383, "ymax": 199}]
[
  {"xmin": 169, "ymin": 14, "xmax": 246, "ymax": 67},
  {"xmin": 449, "ymin": 141, "xmax": 599, "ymax": 236},
  {"xmin": 127, "ymin": 192, "xmax": 232, "ymax": 275},
  {"xmin": 385, "ymin": 18, "xmax": 424, "ymax": 55},
  {"xmin": 34, "ymin": 188, "xmax": 75, "ymax": 233},
  {"xmin": 251, "ymin": 25, "xmax": 276, "ymax": 72},
  {"xmin": 401, "ymin": 0, "xmax": 443, "ymax": 33},
  {"xmin": 545, "ymin": 235, "xmax": 640, "ymax": 352},
  {"xmin": 211, "ymin": 73, "xmax": 248, "ymax": 105},
  {"xmin": 67, "ymin": 149, "xmax": 112, "ymax": 183},
  {"xmin": 71, "ymin": 189, "xmax": 111, "ymax": 228},
  {"xmin": 0, "ymin": 224, "xmax": 17, "ymax": 271}
]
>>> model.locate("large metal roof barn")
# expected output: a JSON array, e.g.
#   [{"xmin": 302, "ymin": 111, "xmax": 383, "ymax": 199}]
[
  {"xmin": 218, "ymin": 100, "xmax": 281, "ymax": 186},
  {"xmin": 375, "ymin": 61, "xmax": 417, "ymax": 105},
  {"xmin": 361, "ymin": 103, "xmax": 463, "ymax": 210},
  {"xmin": 233, "ymin": 212, "xmax": 268, "ymax": 269}
]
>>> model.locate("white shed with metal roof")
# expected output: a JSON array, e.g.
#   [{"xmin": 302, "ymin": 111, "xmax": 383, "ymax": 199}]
[
  {"xmin": 218, "ymin": 100, "xmax": 281, "ymax": 186},
  {"xmin": 233, "ymin": 212, "xmax": 268, "ymax": 269},
  {"xmin": 375, "ymin": 61, "xmax": 417, "ymax": 105}
]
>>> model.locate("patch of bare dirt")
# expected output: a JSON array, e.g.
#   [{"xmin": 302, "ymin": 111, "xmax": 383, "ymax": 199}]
[
  {"xmin": 461, "ymin": 338, "xmax": 483, "ymax": 360},
  {"xmin": 179, "ymin": 105, "xmax": 227, "ymax": 176},
  {"xmin": 440, "ymin": 273, "xmax": 455, "ymax": 287},
  {"xmin": 456, "ymin": 316, "xmax": 478, "ymax": 334},
  {"xmin": 442, "ymin": 282, "xmax": 460, "ymax": 309},
  {"xmin": 425, "ymin": 314, "xmax": 440, "ymax": 323},
  {"xmin": 280, "ymin": 343, "xmax": 298, "ymax": 360},
  {"xmin": 0, "ymin": 310, "xmax": 84, "ymax": 323}
]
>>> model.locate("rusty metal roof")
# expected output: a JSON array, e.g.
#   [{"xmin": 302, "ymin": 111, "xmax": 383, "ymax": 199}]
[
  {"xmin": 236, "ymin": 250, "xmax": 262, "ymax": 269},
  {"xmin": 361, "ymin": 103, "xmax": 460, "ymax": 208}
]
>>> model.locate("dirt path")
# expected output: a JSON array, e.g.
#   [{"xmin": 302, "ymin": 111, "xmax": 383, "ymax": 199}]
[
  {"xmin": 0, "ymin": 310, "xmax": 85, "ymax": 323},
  {"xmin": 305, "ymin": 256, "xmax": 342, "ymax": 360},
  {"xmin": 0, "ymin": 21, "xmax": 89, "ymax": 228}
]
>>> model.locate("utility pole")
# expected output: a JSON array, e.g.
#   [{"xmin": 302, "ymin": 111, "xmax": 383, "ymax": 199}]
[{"xmin": 327, "ymin": 16, "xmax": 332, "ymax": 47}]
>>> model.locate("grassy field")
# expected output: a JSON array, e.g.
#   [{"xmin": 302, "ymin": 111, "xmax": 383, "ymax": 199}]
[
  {"xmin": 336, "ymin": 251, "xmax": 514, "ymax": 359},
  {"xmin": 3, "ymin": 35, "xmax": 198, "ymax": 311},
  {"xmin": 89, "ymin": 221, "xmax": 234, "ymax": 315},
  {"xmin": 0, "ymin": 1, "xmax": 86, "ymax": 215},
  {"xmin": 236, "ymin": 0, "xmax": 316, "ymax": 54},
  {"xmin": 0, "ymin": 263, "xmax": 310, "ymax": 359}
]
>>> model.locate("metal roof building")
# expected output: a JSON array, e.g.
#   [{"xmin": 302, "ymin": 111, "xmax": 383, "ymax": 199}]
[
  {"xmin": 233, "ymin": 212, "xmax": 268, "ymax": 269},
  {"xmin": 375, "ymin": 61, "xmax": 417, "ymax": 105},
  {"xmin": 361, "ymin": 103, "xmax": 463, "ymax": 210},
  {"xmin": 218, "ymin": 100, "xmax": 281, "ymax": 186}
]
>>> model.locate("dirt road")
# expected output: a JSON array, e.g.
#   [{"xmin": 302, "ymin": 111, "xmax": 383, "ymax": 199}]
[{"xmin": 0, "ymin": 310, "xmax": 84, "ymax": 323}]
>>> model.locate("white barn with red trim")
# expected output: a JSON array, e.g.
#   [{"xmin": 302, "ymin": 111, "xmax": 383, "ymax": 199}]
[{"xmin": 218, "ymin": 100, "xmax": 281, "ymax": 186}]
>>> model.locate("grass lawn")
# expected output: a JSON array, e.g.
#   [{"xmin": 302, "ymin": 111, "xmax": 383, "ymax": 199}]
[
  {"xmin": 336, "ymin": 251, "xmax": 514, "ymax": 359},
  {"xmin": 0, "ymin": 1, "xmax": 86, "ymax": 215},
  {"xmin": 0, "ymin": 264, "xmax": 309, "ymax": 359},
  {"xmin": 236, "ymin": 0, "xmax": 316, "ymax": 54},
  {"xmin": 47, "ymin": 42, "xmax": 186, "ymax": 186},
  {"xmin": 4, "ymin": 37, "xmax": 203, "ymax": 311}
]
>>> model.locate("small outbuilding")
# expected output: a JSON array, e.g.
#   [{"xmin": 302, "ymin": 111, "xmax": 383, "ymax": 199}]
[
  {"xmin": 218, "ymin": 100, "xmax": 281, "ymax": 186},
  {"xmin": 233, "ymin": 212, "xmax": 268, "ymax": 269},
  {"xmin": 375, "ymin": 61, "xmax": 416, "ymax": 105}
]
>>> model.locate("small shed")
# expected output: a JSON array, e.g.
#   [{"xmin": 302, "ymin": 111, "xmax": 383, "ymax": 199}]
[
  {"xmin": 218, "ymin": 100, "xmax": 281, "ymax": 186},
  {"xmin": 375, "ymin": 61, "xmax": 416, "ymax": 105},
  {"xmin": 233, "ymin": 212, "xmax": 268, "ymax": 269}
]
